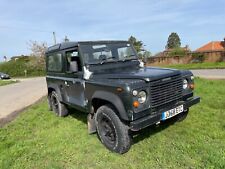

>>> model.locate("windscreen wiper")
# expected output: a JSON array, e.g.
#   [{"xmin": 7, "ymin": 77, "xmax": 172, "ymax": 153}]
[{"xmin": 100, "ymin": 57, "xmax": 116, "ymax": 64}]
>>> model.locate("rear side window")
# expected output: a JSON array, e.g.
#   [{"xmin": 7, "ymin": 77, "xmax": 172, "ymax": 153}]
[{"xmin": 47, "ymin": 53, "xmax": 63, "ymax": 72}]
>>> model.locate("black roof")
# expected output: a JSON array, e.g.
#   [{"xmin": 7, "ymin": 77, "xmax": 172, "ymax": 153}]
[{"xmin": 46, "ymin": 40, "xmax": 129, "ymax": 54}]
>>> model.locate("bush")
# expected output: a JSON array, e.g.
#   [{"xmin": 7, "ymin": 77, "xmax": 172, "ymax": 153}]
[
  {"xmin": 0, "ymin": 56, "xmax": 45, "ymax": 77},
  {"xmin": 168, "ymin": 47, "xmax": 186, "ymax": 57},
  {"xmin": 191, "ymin": 53, "xmax": 205, "ymax": 63}
]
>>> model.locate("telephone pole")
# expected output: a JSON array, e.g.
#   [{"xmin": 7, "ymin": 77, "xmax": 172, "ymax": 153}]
[{"xmin": 53, "ymin": 32, "xmax": 56, "ymax": 44}]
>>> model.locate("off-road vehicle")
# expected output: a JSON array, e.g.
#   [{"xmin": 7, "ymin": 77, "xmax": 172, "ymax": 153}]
[{"xmin": 45, "ymin": 41, "xmax": 200, "ymax": 154}]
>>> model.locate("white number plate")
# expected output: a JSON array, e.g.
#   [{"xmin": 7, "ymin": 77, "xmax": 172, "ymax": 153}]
[{"xmin": 161, "ymin": 105, "xmax": 184, "ymax": 120}]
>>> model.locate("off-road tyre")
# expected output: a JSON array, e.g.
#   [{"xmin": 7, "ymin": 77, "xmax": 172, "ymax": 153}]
[
  {"xmin": 50, "ymin": 91, "xmax": 68, "ymax": 117},
  {"xmin": 95, "ymin": 104, "xmax": 132, "ymax": 154}
]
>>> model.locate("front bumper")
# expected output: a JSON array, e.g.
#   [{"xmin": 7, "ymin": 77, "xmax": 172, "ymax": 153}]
[{"xmin": 130, "ymin": 96, "xmax": 200, "ymax": 131}]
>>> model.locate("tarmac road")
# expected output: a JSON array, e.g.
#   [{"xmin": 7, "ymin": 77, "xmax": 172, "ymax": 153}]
[
  {"xmin": 191, "ymin": 69, "xmax": 225, "ymax": 79},
  {"xmin": 0, "ymin": 77, "xmax": 47, "ymax": 125}
]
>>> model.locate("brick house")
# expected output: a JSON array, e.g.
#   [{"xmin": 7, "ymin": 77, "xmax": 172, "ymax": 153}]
[{"xmin": 194, "ymin": 38, "xmax": 225, "ymax": 62}]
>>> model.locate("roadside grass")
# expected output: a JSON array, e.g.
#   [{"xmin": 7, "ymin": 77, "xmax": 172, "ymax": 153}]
[
  {"xmin": 0, "ymin": 78, "xmax": 225, "ymax": 169},
  {"xmin": 0, "ymin": 80, "xmax": 18, "ymax": 86},
  {"xmin": 156, "ymin": 62, "xmax": 225, "ymax": 70}
]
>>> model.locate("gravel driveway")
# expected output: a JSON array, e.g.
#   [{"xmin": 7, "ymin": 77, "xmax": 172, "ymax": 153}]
[{"xmin": 0, "ymin": 77, "xmax": 47, "ymax": 125}]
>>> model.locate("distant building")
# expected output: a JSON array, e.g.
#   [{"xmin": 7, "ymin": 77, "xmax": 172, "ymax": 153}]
[
  {"xmin": 194, "ymin": 38, "xmax": 225, "ymax": 62},
  {"xmin": 195, "ymin": 38, "xmax": 225, "ymax": 52},
  {"xmin": 11, "ymin": 55, "xmax": 29, "ymax": 61}
]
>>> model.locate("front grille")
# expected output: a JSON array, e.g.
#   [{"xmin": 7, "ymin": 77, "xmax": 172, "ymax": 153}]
[{"xmin": 150, "ymin": 74, "xmax": 182, "ymax": 108}]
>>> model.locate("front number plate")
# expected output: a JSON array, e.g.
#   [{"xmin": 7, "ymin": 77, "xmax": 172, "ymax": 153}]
[{"xmin": 161, "ymin": 105, "xmax": 184, "ymax": 120}]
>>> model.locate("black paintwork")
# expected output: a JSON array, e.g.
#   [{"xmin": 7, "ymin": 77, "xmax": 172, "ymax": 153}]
[{"xmin": 45, "ymin": 40, "xmax": 200, "ymax": 130}]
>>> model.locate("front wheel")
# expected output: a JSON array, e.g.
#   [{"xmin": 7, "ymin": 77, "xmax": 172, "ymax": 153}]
[{"xmin": 95, "ymin": 104, "xmax": 132, "ymax": 154}]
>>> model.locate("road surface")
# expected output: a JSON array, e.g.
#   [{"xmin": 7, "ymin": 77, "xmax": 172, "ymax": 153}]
[
  {"xmin": 191, "ymin": 69, "xmax": 225, "ymax": 79},
  {"xmin": 0, "ymin": 77, "xmax": 47, "ymax": 125}
]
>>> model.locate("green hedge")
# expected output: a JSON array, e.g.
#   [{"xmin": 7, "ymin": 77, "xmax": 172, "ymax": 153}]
[{"xmin": 0, "ymin": 56, "xmax": 46, "ymax": 77}]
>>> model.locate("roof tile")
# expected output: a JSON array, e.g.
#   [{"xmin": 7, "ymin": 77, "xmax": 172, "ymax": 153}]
[{"xmin": 196, "ymin": 41, "xmax": 225, "ymax": 52}]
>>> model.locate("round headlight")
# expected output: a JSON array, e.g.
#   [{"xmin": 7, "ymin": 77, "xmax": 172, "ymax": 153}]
[
  {"xmin": 132, "ymin": 90, "xmax": 138, "ymax": 96},
  {"xmin": 138, "ymin": 91, "xmax": 147, "ymax": 104},
  {"xmin": 183, "ymin": 79, "xmax": 188, "ymax": 89}
]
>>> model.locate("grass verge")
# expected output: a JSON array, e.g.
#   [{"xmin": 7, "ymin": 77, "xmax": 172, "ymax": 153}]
[
  {"xmin": 0, "ymin": 80, "xmax": 18, "ymax": 86},
  {"xmin": 0, "ymin": 78, "xmax": 225, "ymax": 168}
]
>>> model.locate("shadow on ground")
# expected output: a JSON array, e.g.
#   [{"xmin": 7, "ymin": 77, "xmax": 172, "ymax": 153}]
[
  {"xmin": 68, "ymin": 107, "xmax": 176, "ymax": 145},
  {"xmin": 132, "ymin": 118, "xmax": 176, "ymax": 144},
  {"xmin": 68, "ymin": 108, "xmax": 87, "ymax": 124}
]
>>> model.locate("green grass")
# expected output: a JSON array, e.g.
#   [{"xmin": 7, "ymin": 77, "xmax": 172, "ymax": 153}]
[
  {"xmin": 0, "ymin": 78, "xmax": 225, "ymax": 169},
  {"xmin": 159, "ymin": 62, "xmax": 225, "ymax": 70},
  {"xmin": 0, "ymin": 80, "xmax": 18, "ymax": 86},
  {"xmin": 0, "ymin": 56, "xmax": 45, "ymax": 77}
]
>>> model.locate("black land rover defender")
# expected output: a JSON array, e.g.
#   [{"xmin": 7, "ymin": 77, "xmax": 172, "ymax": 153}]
[{"xmin": 45, "ymin": 41, "xmax": 200, "ymax": 154}]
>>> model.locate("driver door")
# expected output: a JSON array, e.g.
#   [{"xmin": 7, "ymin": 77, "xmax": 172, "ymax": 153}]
[{"xmin": 63, "ymin": 48, "xmax": 86, "ymax": 108}]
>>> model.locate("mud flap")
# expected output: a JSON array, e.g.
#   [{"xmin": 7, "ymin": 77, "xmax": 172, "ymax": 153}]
[{"xmin": 87, "ymin": 113, "xmax": 96, "ymax": 134}]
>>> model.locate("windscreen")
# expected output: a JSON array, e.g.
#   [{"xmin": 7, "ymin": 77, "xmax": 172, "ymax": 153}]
[{"xmin": 79, "ymin": 42, "xmax": 137, "ymax": 65}]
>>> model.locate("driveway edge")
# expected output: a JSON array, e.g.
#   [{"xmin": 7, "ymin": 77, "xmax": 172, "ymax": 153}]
[{"xmin": 0, "ymin": 95, "xmax": 47, "ymax": 128}]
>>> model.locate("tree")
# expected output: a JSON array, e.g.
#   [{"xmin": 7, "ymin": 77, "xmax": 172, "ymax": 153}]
[
  {"xmin": 168, "ymin": 47, "xmax": 186, "ymax": 57},
  {"xmin": 128, "ymin": 36, "xmax": 143, "ymax": 53},
  {"xmin": 28, "ymin": 41, "xmax": 48, "ymax": 66},
  {"xmin": 28, "ymin": 40, "xmax": 48, "ymax": 58},
  {"xmin": 166, "ymin": 32, "xmax": 181, "ymax": 49},
  {"xmin": 143, "ymin": 51, "xmax": 152, "ymax": 58},
  {"xmin": 138, "ymin": 50, "xmax": 152, "ymax": 62}
]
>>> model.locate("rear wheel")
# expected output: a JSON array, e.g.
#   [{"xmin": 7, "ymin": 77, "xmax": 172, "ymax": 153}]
[
  {"xmin": 95, "ymin": 104, "xmax": 131, "ymax": 154},
  {"xmin": 50, "ymin": 91, "xmax": 68, "ymax": 117}
]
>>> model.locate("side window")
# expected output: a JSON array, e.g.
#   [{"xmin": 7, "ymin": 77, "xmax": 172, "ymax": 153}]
[
  {"xmin": 66, "ymin": 50, "xmax": 82, "ymax": 72},
  {"xmin": 47, "ymin": 53, "xmax": 63, "ymax": 72}
]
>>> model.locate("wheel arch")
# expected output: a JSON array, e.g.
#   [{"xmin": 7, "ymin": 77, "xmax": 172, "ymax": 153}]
[
  {"xmin": 91, "ymin": 91, "xmax": 129, "ymax": 121},
  {"xmin": 47, "ymin": 84, "xmax": 63, "ymax": 102}
]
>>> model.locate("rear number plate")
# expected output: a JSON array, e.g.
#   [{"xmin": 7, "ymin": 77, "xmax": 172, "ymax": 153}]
[{"xmin": 161, "ymin": 105, "xmax": 183, "ymax": 120}]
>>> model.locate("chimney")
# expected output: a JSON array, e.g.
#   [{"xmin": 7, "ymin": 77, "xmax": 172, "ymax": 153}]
[{"xmin": 223, "ymin": 37, "xmax": 225, "ymax": 48}]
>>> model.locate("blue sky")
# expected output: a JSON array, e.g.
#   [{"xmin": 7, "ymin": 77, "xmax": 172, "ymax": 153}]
[{"xmin": 0, "ymin": 0, "xmax": 224, "ymax": 61}]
